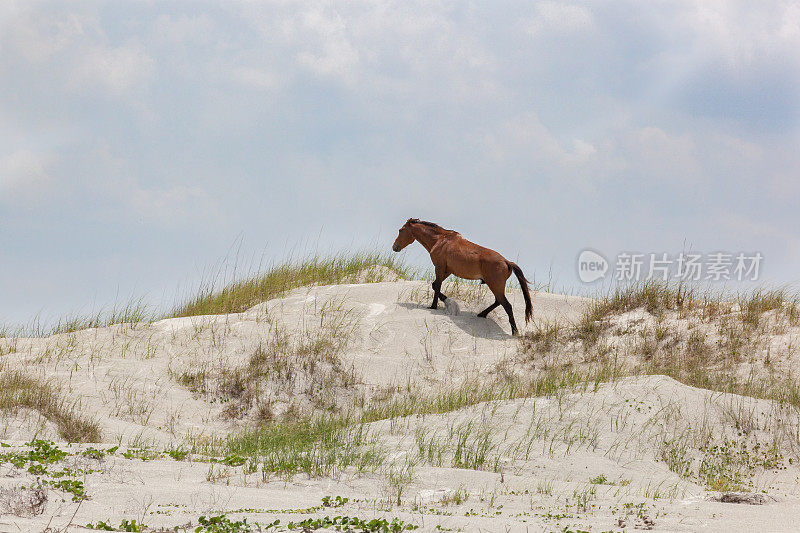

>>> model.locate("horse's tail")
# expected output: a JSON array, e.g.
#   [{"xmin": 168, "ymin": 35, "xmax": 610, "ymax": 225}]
[{"xmin": 508, "ymin": 261, "xmax": 533, "ymax": 323}]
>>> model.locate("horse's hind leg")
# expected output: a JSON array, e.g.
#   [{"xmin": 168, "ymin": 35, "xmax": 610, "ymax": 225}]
[
  {"xmin": 477, "ymin": 300, "xmax": 499, "ymax": 317},
  {"xmin": 487, "ymin": 274, "xmax": 518, "ymax": 335},
  {"xmin": 500, "ymin": 296, "xmax": 519, "ymax": 336}
]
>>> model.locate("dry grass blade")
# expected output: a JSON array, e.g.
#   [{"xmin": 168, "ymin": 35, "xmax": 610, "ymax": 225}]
[
  {"xmin": 0, "ymin": 369, "xmax": 101, "ymax": 442},
  {"xmin": 593, "ymin": 280, "xmax": 693, "ymax": 319}
]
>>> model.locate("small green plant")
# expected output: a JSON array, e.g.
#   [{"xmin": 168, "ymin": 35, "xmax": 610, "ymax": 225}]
[
  {"xmin": 195, "ymin": 514, "xmax": 267, "ymax": 532},
  {"xmin": 698, "ymin": 437, "xmax": 781, "ymax": 491},
  {"xmin": 384, "ymin": 462, "xmax": 415, "ymax": 506},
  {"xmin": 120, "ymin": 520, "xmax": 143, "ymax": 532},
  {"xmin": 82, "ymin": 446, "xmax": 119, "ymax": 460},
  {"xmin": 440, "ymin": 487, "xmax": 469, "ymax": 506},
  {"xmin": 122, "ymin": 448, "xmax": 162, "ymax": 461},
  {"xmin": 46, "ymin": 478, "xmax": 86, "ymax": 502},
  {"xmin": 218, "ymin": 454, "xmax": 246, "ymax": 467},
  {"xmin": 589, "ymin": 474, "xmax": 608, "ymax": 485},
  {"xmin": 624, "ymin": 502, "xmax": 648, "ymax": 518},
  {"xmin": 321, "ymin": 495, "xmax": 349, "ymax": 508},
  {"xmin": 536, "ymin": 480, "xmax": 553, "ymax": 495},
  {"xmin": 659, "ymin": 438, "xmax": 693, "ymax": 478},
  {"xmin": 86, "ymin": 521, "xmax": 115, "ymax": 531},
  {"xmin": 0, "ymin": 440, "xmax": 67, "ymax": 468},
  {"xmin": 572, "ymin": 485, "xmax": 596, "ymax": 513},
  {"xmin": 87, "ymin": 519, "xmax": 144, "ymax": 532},
  {"xmin": 167, "ymin": 447, "xmax": 190, "ymax": 460},
  {"xmin": 286, "ymin": 516, "xmax": 417, "ymax": 532},
  {"xmin": 0, "ymin": 440, "xmax": 98, "ymax": 503}
]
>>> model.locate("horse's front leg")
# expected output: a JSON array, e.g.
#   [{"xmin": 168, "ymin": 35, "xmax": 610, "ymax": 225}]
[
  {"xmin": 430, "ymin": 267, "xmax": 450, "ymax": 309},
  {"xmin": 430, "ymin": 280, "xmax": 448, "ymax": 308}
]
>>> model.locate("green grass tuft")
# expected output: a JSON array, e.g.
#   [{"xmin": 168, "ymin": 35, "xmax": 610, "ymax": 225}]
[
  {"xmin": 171, "ymin": 251, "xmax": 413, "ymax": 318},
  {"xmin": 220, "ymin": 416, "xmax": 384, "ymax": 480}
]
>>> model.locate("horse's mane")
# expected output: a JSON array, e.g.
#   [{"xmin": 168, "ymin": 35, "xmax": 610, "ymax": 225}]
[{"xmin": 408, "ymin": 218, "xmax": 455, "ymax": 233}]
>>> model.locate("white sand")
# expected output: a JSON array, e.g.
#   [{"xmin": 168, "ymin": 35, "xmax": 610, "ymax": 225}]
[{"xmin": 1, "ymin": 280, "xmax": 799, "ymax": 532}]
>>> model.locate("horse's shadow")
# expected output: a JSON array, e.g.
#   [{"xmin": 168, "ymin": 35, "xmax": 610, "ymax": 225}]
[{"xmin": 395, "ymin": 301, "xmax": 512, "ymax": 340}]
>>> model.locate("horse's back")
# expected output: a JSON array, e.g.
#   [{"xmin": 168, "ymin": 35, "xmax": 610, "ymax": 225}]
[{"xmin": 438, "ymin": 234, "xmax": 509, "ymax": 280}]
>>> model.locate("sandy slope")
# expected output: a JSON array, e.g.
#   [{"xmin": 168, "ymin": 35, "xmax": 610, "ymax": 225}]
[
  {"xmin": 2, "ymin": 280, "xmax": 800, "ymax": 532},
  {"xmin": 1, "ymin": 280, "xmax": 588, "ymax": 445}
]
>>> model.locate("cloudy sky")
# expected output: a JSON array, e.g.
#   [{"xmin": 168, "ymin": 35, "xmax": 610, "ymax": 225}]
[{"xmin": 2, "ymin": 1, "xmax": 800, "ymax": 325}]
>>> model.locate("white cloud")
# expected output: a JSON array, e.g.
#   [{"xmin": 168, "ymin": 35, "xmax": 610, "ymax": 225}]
[
  {"xmin": 128, "ymin": 184, "xmax": 216, "ymax": 223},
  {"xmin": 152, "ymin": 13, "xmax": 214, "ymax": 45},
  {"xmin": 485, "ymin": 113, "xmax": 597, "ymax": 169},
  {"xmin": 717, "ymin": 134, "xmax": 763, "ymax": 161},
  {"xmin": 87, "ymin": 145, "xmax": 218, "ymax": 224},
  {"xmin": 478, "ymin": 113, "xmax": 604, "ymax": 193},
  {"xmin": 0, "ymin": 149, "xmax": 50, "ymax": 202},
  {"xmin": 232, "ymin": 66, "xmax": 278, "ymax": 91},
  {"xmin": 716, "ymin": 212, "xmax": 800, "ymax": 266},
  {"xmin": 683, "ymin": 1, "xmax": 800, "ymax": 69},
  {"xmin": 293, "ymin": 5, "xmax": 360, "ymax": 84},
  {"xmin": 241, "ymin": 1, "xmax": 496, "ymax": 102},
  {"xmin": 632, "ymin": 127, "xmax": 696, "ymax": 171},
  {"xmin": 523, "ymin": 2, "xmax": 594, "ymax": 34},
  {"xmin": 0, "ymin": 6, "xmax": 90, "ymax": 63},
  {"xmin": 0, "ymin": 6, "xmax": 155, "ymax": 98},
  {"xmin": 486, "ymin": 113, "xmax": 561, "ymax": 162},
  {"xmin": 69, "ymin": 42, "xmax": 155, "ymax": 96}
]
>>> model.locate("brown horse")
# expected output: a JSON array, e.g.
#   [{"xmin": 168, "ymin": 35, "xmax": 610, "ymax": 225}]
[{"xmin": 392, "ymin": 218, "xmax": 533, "ymax": 335}]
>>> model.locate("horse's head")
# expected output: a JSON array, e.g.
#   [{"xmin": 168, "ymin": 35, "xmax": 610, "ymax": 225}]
[{"xmin": 392, "ymin": 219, "xmax": 415, "ymax": 252}]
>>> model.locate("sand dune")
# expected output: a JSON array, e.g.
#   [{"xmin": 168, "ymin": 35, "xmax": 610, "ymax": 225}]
[{"xmin": 1, "ymin": 279, "xmax": 799, "ymax": 532}]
